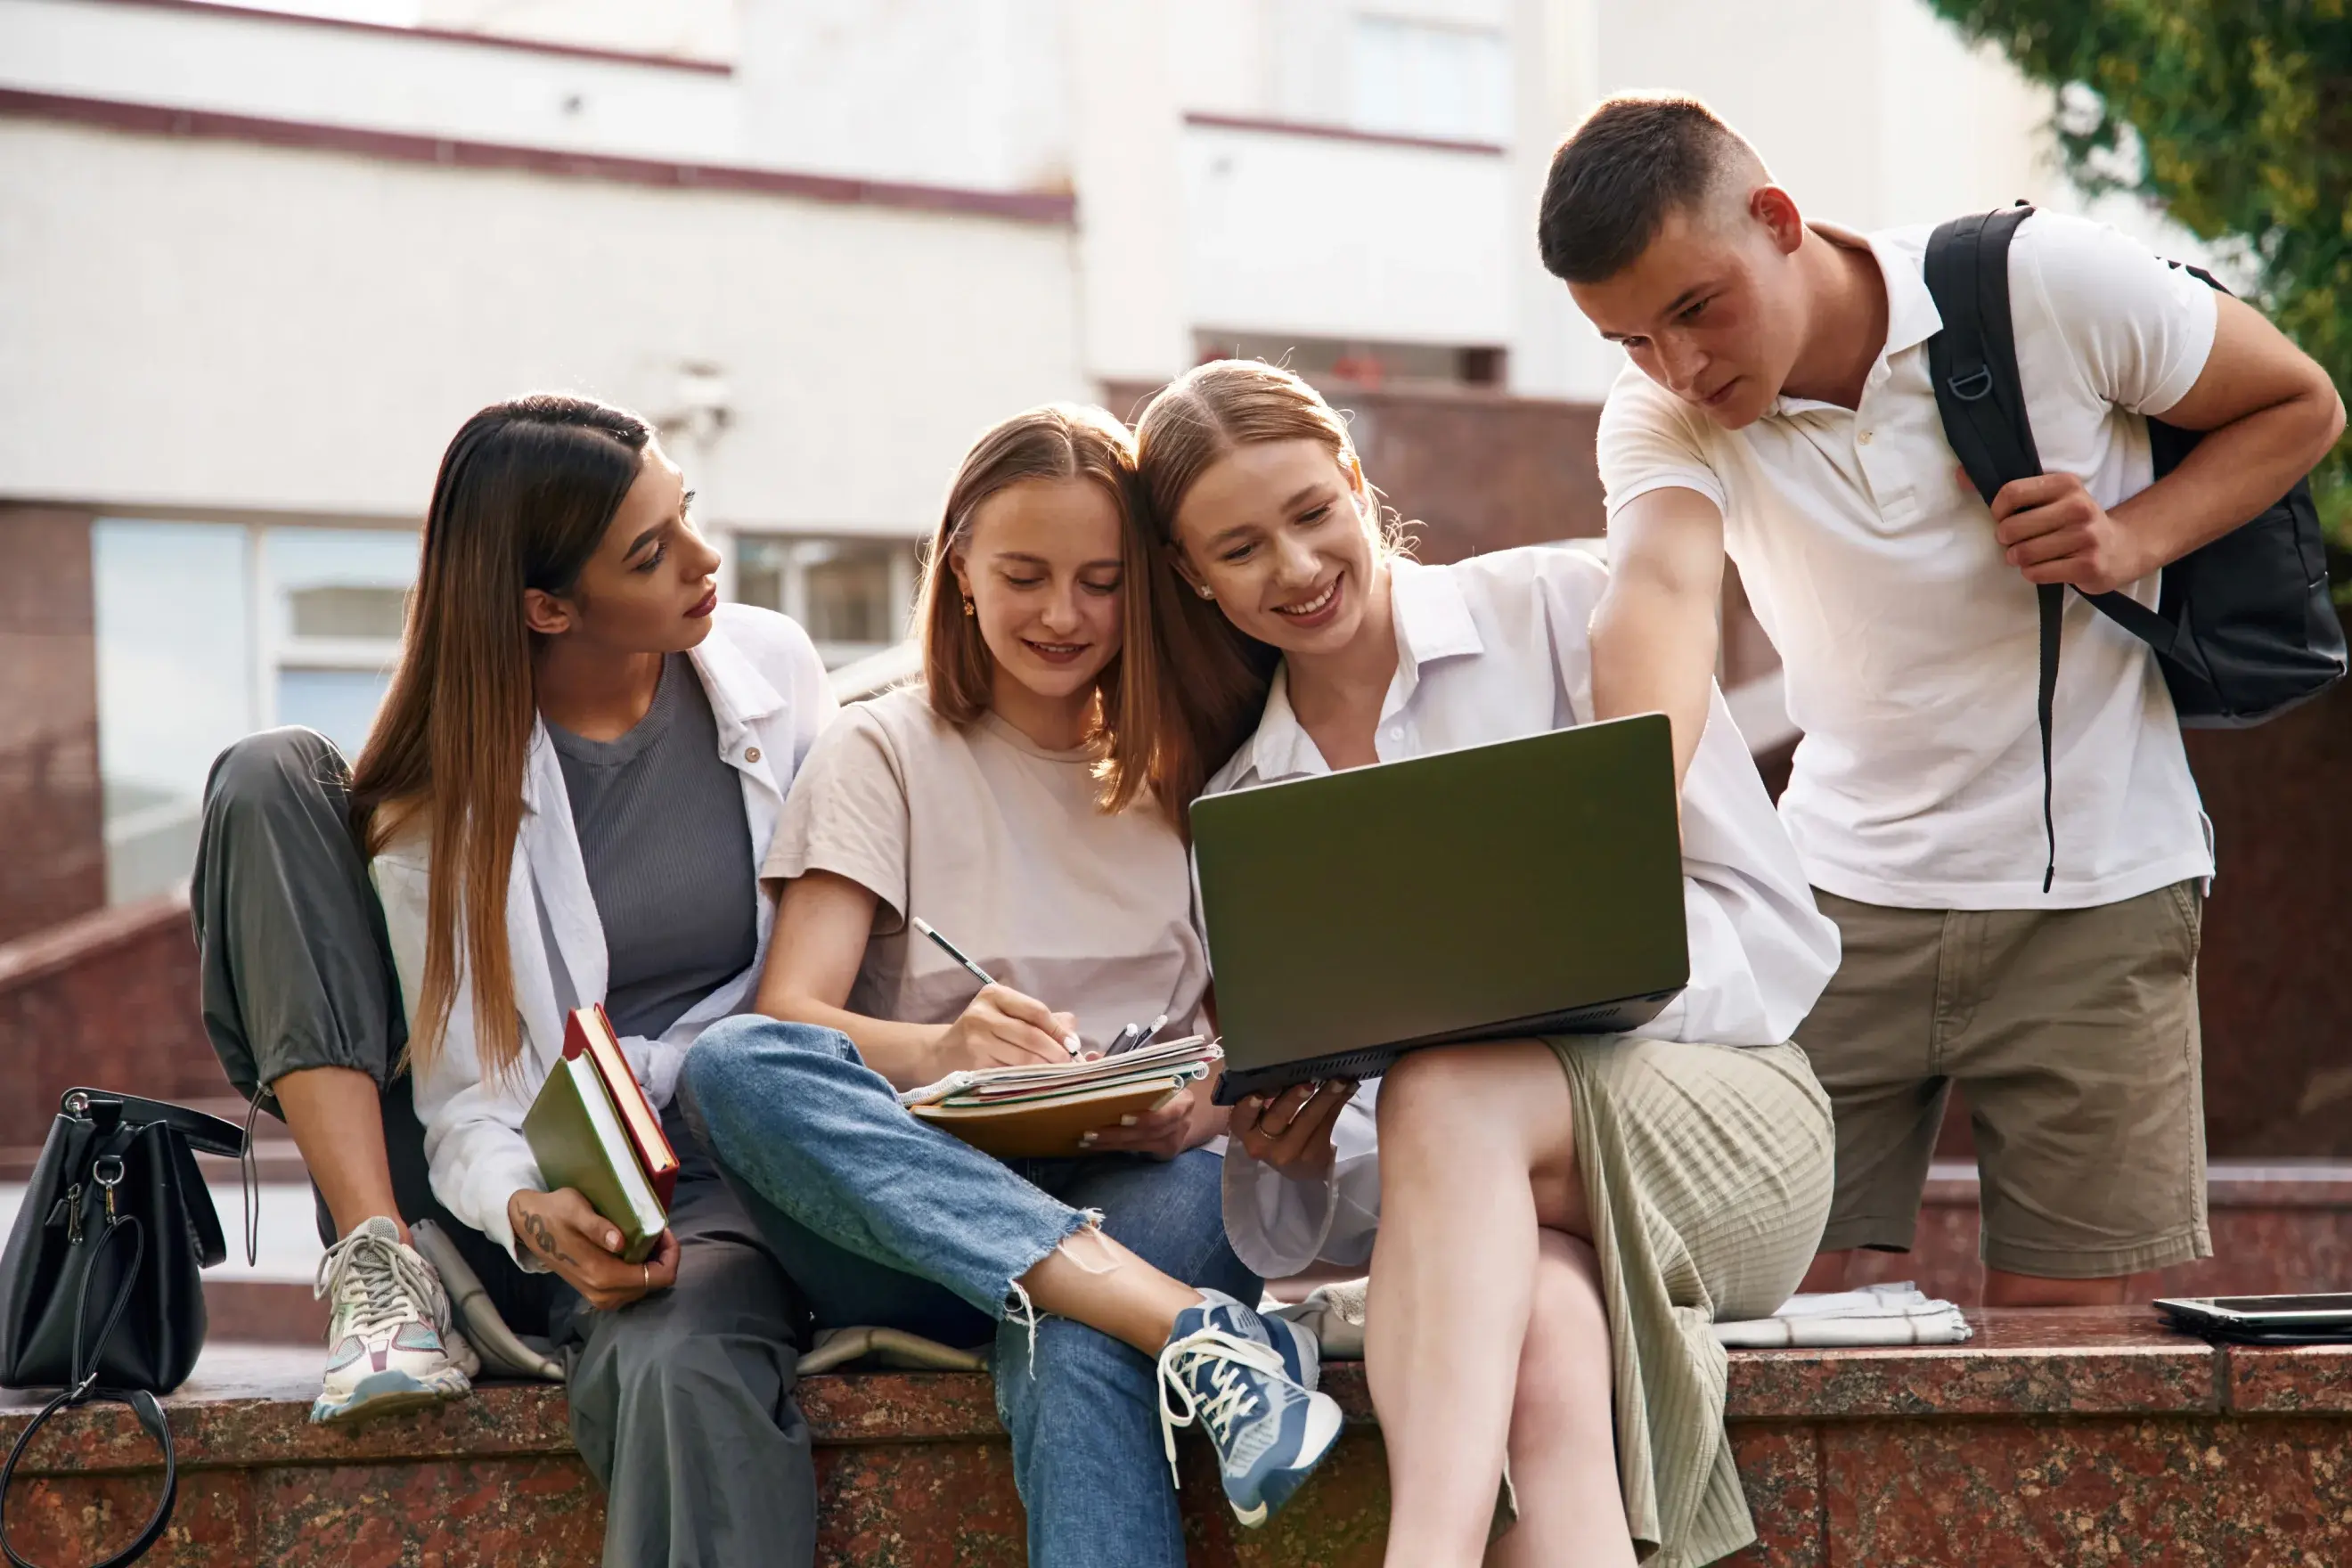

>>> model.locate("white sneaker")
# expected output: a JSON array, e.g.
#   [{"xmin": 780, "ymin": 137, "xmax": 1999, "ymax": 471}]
[{"xmin": 310, "ymin": 1216, "xmax": 475, "ymax": 1424}]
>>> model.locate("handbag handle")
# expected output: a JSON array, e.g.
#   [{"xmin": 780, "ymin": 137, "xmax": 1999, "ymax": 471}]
[
  {"xmin": 0, "ymin": 1218, "xmax": 180, "ymax": 1568},
  {"xmin": 56, "ymin": 1091, "xmax": 243, "ymax": 1162}
]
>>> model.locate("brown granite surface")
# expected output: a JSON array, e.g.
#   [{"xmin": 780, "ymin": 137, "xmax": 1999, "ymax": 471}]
[
  {"xmin": 1727, "ymin": 1309, "xmax": 2219, "ymax": 1420},
  {"xmin": 8, "ymin": 1312, "xmax": 2352, "ymax": 1567},
  {"xmin": 2208, "ymin": 1416, "xmax": 2352, "ymax": 1567},
  {"xmin": 2222, "ymin": 1337, "xmax": 2352, "ymax": 1414},
  {"xmin": 0, "ymin": 1311, "xmax": 2263, "ymax": 1455},
  {"xmin": 1719, "ymin": 1423, "xmax": 1825, "ymax": 1568},
  {"xmin": 1841, "ymin": 1160, "xmax": 2352, "ymax": 1303},
  {"xmin": 0, "ymin": 893, "xmax": 218, "ymax": 1156},
  {"xmin": 2186, "ymin": 668, "xmax": 2352, "ymax": 1161},
  {"xmin": 1823, "ymin": 1417, "xmax": 2221, "ymax": 1566},
  {"xmin": 0, "ymin": 504, "xmax": 104, "ymax": 948}
]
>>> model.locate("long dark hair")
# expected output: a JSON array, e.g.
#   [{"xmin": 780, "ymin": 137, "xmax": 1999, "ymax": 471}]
[{"xmin": 349, "ymin": 393, "xmax": 652, "ymax": 1079}]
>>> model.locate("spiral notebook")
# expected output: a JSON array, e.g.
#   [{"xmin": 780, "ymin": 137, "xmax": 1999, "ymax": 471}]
[{"xmin": 898, "ymin": 1036, "xmax": 1221, "ymax": 1159}]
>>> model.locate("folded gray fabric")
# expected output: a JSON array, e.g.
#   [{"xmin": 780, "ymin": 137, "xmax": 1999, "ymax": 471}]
[
  {"xmin": 1711, "ymin": 1283, "xmax": 1972, "ymax": 1348},
  {"xmin": 1265, "ymin": 1278, "xmax": 1369, "ymax": 1360},
  {"xmin": 1268, "ymin": 1276, "xmax": 1971, "ymax": 1360},
  {"xmin": 412, "ymin": 1219, "xmax": 567, "ymax": 1381},
  {"xmin": 795, "ymin": 1326, "xmax": 991, "ymax": 1375}
]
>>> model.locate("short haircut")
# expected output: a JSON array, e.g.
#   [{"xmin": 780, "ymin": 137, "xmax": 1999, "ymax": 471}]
[{"xmin": 1537, "ymin": 94, "xmax": 1759, "ymax": 284}]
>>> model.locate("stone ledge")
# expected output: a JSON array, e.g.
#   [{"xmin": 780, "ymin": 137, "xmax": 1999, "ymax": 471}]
[
  {"xmin": 0, "ymin": 1309, "xmax": 2323, "ymax": 1466},
  {"xmin": 4, "ymin": 1311, "xmax": 2348, "ymax": 1568}
]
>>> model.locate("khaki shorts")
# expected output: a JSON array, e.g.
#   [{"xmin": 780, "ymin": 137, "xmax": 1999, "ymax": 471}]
[{"xmin": 1800, "ymin": 880, "xmax": 2210, "ymax": 1279}]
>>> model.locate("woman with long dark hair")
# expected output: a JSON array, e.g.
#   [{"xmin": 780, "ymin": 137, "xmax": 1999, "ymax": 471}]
[{"xmin": 199, "ymin": 391, "xmax": 831, "ymax": 1567}]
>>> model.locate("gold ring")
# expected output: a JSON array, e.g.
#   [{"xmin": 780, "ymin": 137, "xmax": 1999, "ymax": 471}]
[{"xmin": 641, "ymin": 1262, "xmax": 651, "ymax": 1288}]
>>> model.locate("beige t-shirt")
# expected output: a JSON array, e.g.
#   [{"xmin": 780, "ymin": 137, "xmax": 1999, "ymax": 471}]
[{"xmin": 764, "ymin": 684, "xmax": 1210, "ymax": 1050}]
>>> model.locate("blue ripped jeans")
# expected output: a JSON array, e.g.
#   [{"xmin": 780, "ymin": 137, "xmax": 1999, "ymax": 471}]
[{"xmin": 679, "ymin": 1016, "xmax": 1258, "ymax": 1568}]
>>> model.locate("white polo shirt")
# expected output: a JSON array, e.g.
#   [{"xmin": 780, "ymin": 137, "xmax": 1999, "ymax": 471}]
[
  {"xmin": 1206, "ymin": 547, "xmax": 1841, "ymax": 1277},
  {"xmin": 1597, "ymin": 211, "xmax": 2220, "ymax": 910}
]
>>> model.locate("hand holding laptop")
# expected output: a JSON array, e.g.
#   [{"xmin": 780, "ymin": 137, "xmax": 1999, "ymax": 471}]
[{"xmin": 1233, "ymin": 1079, "xmax": 1360, "ymax": 1177}]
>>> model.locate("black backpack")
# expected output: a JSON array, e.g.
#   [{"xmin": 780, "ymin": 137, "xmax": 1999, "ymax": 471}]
[{"xmin": 1923, "ymin": 204, "xmax": 2347, "ymax": 891}]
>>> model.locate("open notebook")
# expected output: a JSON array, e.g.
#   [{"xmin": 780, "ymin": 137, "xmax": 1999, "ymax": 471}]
[{"xmin": 898, "ymin": 1036, "xmax": 1221, "ymax": 1159}]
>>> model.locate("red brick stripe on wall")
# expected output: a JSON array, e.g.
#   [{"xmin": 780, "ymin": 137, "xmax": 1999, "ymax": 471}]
[
  {"xmin": 86, "ymin": 0, "xmax": 734, "ymax": 76},
  {"xmin": 0, "ymin": 87, "xmax": 1078, "ymax": 225}
]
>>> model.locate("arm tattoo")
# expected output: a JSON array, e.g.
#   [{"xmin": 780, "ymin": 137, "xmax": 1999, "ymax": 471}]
[{"xmin": 521, "ymin": 1210, "xmax": 577, "ymax": 1268}]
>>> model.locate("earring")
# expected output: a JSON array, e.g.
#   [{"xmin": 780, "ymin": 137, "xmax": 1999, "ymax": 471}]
[
  {"xmin": 1196, "ymin": 584, "xmax": 1214, "ymax": 601},
  {"xmin": 962, "ymin": 597, "xmax": 976, "ymax": 617}
]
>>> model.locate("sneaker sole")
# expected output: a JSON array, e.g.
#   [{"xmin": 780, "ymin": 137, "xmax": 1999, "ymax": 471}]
[
  {"xmin": 1229, "ymin": 1390, "xmax": 1345, "ymax": 1530},
  {"xmin": 310, "ymin": 1368, "xmax": 469, "ymax": 1425}
]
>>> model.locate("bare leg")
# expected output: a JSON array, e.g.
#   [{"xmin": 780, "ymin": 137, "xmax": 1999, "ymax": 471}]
[
  {"xmin": 273, "ymin": 1066, "xmax": 404, "ymax": 1244},
  {"xmin": 1487, "ymin": 1231, "xmax": 1636, "ymax": 1568},
  {"xmin": 1368, "ymin": 1041, "xmax": 1590, "ymax": 1568},
  {"xmin": 1799, "ymin": 1249, "xmax": 1854, "ymax": 1294},
  {"xmin": 1981, "ymin": 1270, "xmax": 2130, "ymax": 1307},
  {"xmin": 1017, "ymin": 1228, "xmax": 1205, "ymax": 1356}
]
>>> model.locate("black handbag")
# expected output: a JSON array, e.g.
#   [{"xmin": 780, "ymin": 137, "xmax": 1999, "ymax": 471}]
[{"xmin": 0, "ymin": 1089, "xmax": 244, "ymax": 1568}]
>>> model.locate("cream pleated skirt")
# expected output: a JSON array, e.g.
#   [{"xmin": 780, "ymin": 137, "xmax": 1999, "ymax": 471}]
[{"xmin": 1542, "ymin": 1035, "xmax": 1833, "ymax": 1568}]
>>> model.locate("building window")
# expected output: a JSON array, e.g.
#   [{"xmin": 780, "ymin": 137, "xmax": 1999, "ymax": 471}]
[
  {"xmin": 91, "ymin": 519, "xmax": 417, "ymax": 904},
  {"xmin": 93, "ymin": 520, "xmax": 253, "ymax": 905},
  {"xmin": 267, "ymin": 527, "xmax": 417, "ymax": 764},
  {"xmin": 1350, "ymin": 15, "xmax": 1510, "ymax": 144},
  {"xmin": 732, "ymin": 535, "xmax": 919, "ymax": 669}
]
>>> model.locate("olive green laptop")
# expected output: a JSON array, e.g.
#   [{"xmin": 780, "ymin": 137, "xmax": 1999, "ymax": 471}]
[{"xmin": 1193, "ymin": 714, "xmax": 1689, "ymax": 1105}]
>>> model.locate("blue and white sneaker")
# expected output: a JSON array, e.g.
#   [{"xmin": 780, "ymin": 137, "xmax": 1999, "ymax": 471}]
[
  {"xmin": 1156, "ymin": 1289, "xmax": 1343, "ymax": 1528},
  {"xmin": 310, "ymin": 1216, "xmax": 476, "ymax": 1425},
  {"xmin": 1199, "ymin": 1289, "xmax": 1321, "ymax": 1391}
]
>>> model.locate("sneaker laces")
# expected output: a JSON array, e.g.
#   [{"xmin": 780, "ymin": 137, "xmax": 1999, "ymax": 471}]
[
  {"xmin": 1156, "ymin": 1325, "xmax": 1292, "ymax": 1485},
  {"xmin": 314, "ymin": 1225, "xmax": 445, "ymax": 1342}
]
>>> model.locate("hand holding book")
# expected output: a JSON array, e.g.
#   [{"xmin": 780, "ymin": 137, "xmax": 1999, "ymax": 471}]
[
  {"xmin": 1079, "ymin": 1071, "xmax": 1227, "ymax": 1157},
  {"xmin": 517, "ymin": 1005, "xmax": 682, "ymax": 1304},
  {"xmin": 507, "ymin": 1188, "xmax": 680, "ymax": 1311}
]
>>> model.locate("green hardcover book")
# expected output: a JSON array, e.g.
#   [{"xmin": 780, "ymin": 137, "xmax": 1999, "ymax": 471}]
[{"xmin": 522, "ymin": 1052, "xmax": 667, "ymax": 1265}]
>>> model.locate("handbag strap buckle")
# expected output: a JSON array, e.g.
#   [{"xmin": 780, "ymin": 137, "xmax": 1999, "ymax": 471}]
[{"xmin": 92, "ymin": 1157, "xmax": 124, "ymax": 1229}]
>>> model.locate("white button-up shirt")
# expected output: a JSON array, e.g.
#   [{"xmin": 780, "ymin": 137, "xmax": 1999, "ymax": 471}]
[
  {"xmin": 376, "ymin": 604, "xmax": 835, "ymax": 1262},
  {"xmin": 1207, "ymin": 547, "xmax": 1839, "ymax": 1278}
]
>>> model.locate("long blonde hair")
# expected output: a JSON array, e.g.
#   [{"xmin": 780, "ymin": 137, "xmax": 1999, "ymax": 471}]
[
  {"xmin": 1117, "ymin": 360, "xmax": 1394, "ymax": 819},
  {"xmin": 349, "ymin": 394, "xmax": 652, "ymax": 1081}
]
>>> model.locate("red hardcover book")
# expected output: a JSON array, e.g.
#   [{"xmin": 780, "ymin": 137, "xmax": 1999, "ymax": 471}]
[{"xmin": 562, "ymin": 1004, "xmax": 681, "ymax": 1208}]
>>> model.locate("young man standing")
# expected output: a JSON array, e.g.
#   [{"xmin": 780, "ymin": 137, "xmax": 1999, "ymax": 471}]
[{"xmin": 1540, "ymin": 95, "xmax": 2344, "ymax": 1306}]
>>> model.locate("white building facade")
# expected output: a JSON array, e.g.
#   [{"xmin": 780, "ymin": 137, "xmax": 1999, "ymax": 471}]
[{"xmin": 1, "ymin": 0, "xmax": 2071, "ymax": 902}]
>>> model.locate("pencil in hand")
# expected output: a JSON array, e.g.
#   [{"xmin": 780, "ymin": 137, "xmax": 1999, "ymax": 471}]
[{"xmin": 913, "ymin": 915, "xmax": 1082, "ymax": 1058}]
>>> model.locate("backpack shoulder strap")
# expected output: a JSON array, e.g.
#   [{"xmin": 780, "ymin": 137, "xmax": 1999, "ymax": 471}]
[
  {"xmin": 1923, "ymin": 205, "xmax": 2041, "ymax": 497},
  {"xmin": 1924, "ymin": 204, "xmax": 2063, "ymax": 893}
]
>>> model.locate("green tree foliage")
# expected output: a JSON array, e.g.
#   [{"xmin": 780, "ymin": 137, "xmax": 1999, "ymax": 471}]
[{"xmin": 1928, "ymin": 0, "xmax": 2351, "ymax": 551}]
